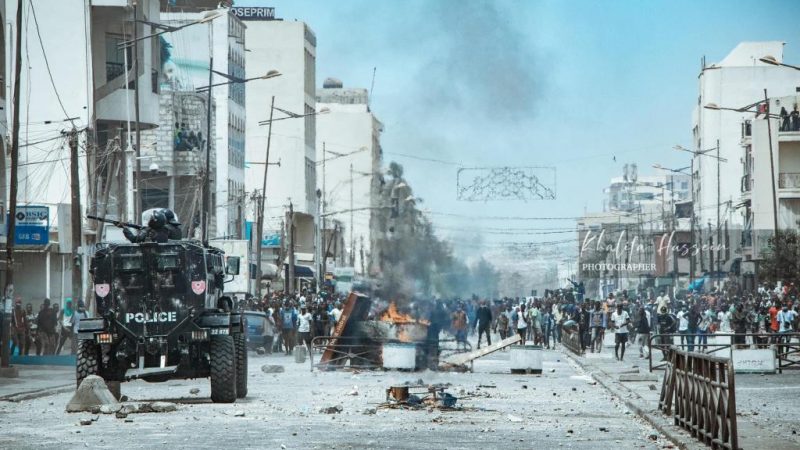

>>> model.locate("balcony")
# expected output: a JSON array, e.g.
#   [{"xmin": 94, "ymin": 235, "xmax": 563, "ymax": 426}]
[
  {"xmin": 741, "ymin": 174, "xmax": 752, "ymax": 193},
  {"xmin": 106, "ymin": 62, "xmax": 124, "ymax": 82},
  {"xmin": 779, "ymin": 172, "xmax": 800, "ymax": 189}
]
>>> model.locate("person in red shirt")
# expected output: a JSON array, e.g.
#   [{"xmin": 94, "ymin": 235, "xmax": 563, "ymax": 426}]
[{"xmin": 769, "ymin": 299, "xmax": 780, "ymax": 343}]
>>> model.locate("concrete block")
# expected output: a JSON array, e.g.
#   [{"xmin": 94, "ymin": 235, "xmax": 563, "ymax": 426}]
[{"xmin": 66, "ymin": 375, "xmax": 120, "ymax": 413}]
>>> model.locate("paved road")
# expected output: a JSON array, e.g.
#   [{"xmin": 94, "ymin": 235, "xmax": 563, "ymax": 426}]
[{"xmin": 0, "ymin": 347, "xmax": 668, "ymax": 450}]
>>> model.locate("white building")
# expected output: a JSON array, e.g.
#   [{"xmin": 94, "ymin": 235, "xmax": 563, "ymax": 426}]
[
  {"xmin": 240, "ymin": 11, "xmax": 318, "ymax": 289},
  {"xmin": 0, "ymin": 0, "xmax": 162, "ymax": 304},
  {"xmin": 694, "ymin": 42, "xmax": 800, "ymax": 229},
  {"xmin": 160, "ymin": 7, "xmax": 247, "ymax": 239},
  {"xmin": 316, "ymin": 79, "xmax": 384, "ymax": 275},
  {"xmin": 604, "ymin": 164, "xmax": 690, "ymax": 219},
  {"xmin": 740, "ymin": 93, "xmax": 800, "ymax": 278}
]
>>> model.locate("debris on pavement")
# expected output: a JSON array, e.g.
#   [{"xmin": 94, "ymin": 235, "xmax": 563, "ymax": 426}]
[
  {"xmin": 319, "ymin": 405, "xmax": 343, "ymax": 414},
  {"xmin": 261, "ymin": 365, "xmax": 286, "ymax": 374}
]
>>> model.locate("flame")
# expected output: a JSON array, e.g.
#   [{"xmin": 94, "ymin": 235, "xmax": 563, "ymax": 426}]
[
  {"xmin": 380, "ymin": 302, "xmax": 430, "ymax": 326},
  {"xmin": 380, "ymin": 302, "xmax": 415, "ymax": 323}
]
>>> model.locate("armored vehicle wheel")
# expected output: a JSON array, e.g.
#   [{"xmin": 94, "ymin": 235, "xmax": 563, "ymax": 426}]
[
  {"xmin": 234, "ymin": 333, "xmax": 248, "ymax": 398},
  {"xmin": 210, "ymin": 335, "xmax": 237, "ymax": 403},
  {"xmin": 76, "ymin": 340, "xmax": 100, "ymax": 388}
]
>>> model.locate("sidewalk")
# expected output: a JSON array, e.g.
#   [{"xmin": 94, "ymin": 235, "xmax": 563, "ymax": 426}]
[
  {"xmin": 563, "ymin": 342, "xmax": 800, "ymax": 450},
  {"xmin": 0, "ymin": 365, "xmax": 74, "ymax": 402}
]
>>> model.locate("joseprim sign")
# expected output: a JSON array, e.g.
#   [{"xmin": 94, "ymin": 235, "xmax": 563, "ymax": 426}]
[
  {"xmin": 231, "ymin": 7, "xmax": 276, "ymax": 21},
  {"xmin": 125, "ymin": 312, "xmax": 178, "ymax": 323}
]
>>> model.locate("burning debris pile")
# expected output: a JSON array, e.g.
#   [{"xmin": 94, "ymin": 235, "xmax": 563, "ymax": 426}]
[{"xmin": 318, "ymin": 294, "xmax": 437, "ymax": 371}]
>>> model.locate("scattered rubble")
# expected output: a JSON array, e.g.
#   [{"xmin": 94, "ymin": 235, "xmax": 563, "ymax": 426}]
[
  {"xmin": 261, "ymin": 365, "xmax": 286, "ymax": 374},
  {"xmin": 233, "ymin": 411, "xmax": 245, "ymax": 417},
  {"xmin": 319, "ymin": 405, "xmax": 343, "ymax": 414},
  {"xmin": 189, "ymin": 388, "xmax": 200, "ymax": 395}
]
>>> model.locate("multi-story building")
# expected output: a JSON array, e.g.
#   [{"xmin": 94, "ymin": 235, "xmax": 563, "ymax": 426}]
[
  {"xmin": 0, "ymin": 0, "xmax": 162, "ymax": 304},
  {"xmin": 739, "ymin": 93, "xmax": 800, "ymax": 287},
  {"xmin": 693, "ymin": 41, "xmax": 800, "ymax": 278},
  {"xmin": 316, "ymin": 78, "xmax": 384, "ymax": 275},
  {"xmin": 160, "ymin": 6, "xmax": 247, "ymax": 239},
  {"xmin": 241, "ymin": 11, "xmax": 318, "ymax": 290}
]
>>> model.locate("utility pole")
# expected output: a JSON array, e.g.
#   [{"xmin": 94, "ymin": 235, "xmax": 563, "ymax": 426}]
[
  {"xmin": 321, "ymin": 142, "xmax": 327, "ymax": 286},
  {"xmin": 287, "ymin": 202, "xmax": 295, "ymax": 295},
  {"xmin": 201, "ymin": 22, "xmax": 214, "ymax": 246},
  {"xmin": 69, "ymin": 130, "xmax": 83, "ymax": 305},
  {"xmin": 716, "ymin": 139, "xmax": 721, "ymax": 288},
  {"xmin": 132, "ymin": 1, "xmax": 142, "ymax": 221},
  {"xmin": 349, "ymin": 163, "xmax": 354, "ymax": 268},
  {"xmin": 255, "ymin": 96, "xmax": 275, "ymax": 300},
  {"xmin": 1, "ymin": 0, "xmax": 23, "ymax": 375},
  {"xmin": 764, "ymin": 89, "xmax": 780, "ymax": 283}
]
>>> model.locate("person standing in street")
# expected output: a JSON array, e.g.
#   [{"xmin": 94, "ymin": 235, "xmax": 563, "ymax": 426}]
[
  {"xmin": 514, "ymin": 304, "xmax": 528, "ymax": 345},
  {"xmin": 280, "ymin": 302, "xmax": 297, "ymax": 355},
  {"xmin": 36, "ymin": 299, "xmax": 57, "ymax": 355},
  {"xmin": 10, "ymin": 300, "xmax": 27, "ymax": 356},
  {"xmin": 56, "ymin": 299, "xmax": 74, "ymax": 355},
  {"xmin": 635, "ymin": 303, "xmax": 651, "ymax": 358},
  {"xmin": 610, "ymin": 304, "xmax": 631, "ymax": 361},
  {"xmin": 589, "ymin": 301, "xmax": 606, "ymax": 353},
  {"xmin": 451, "ymin": 304, "xmax": 468, "ymax": 350},
  {"xmin": 297, "ymin": 305, "xmax": 313, "ymax": 353},
  {"xmin": 24, "ymin": 303, "xmax": 37, "ymax": 355},
  {"xmin": 475, "ymin": 300, "xmax": 493, "ymax": 349}
]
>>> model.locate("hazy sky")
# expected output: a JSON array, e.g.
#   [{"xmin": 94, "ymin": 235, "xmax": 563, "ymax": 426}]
[{"xmin": 235, "ymin": 0, "xmax": 800, "ymax": 254}]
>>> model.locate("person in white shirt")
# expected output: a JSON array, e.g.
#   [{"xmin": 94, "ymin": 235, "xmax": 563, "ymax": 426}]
[
  {"xmin": 610, "ymin": 304, "xmax": 631, "ymax": 361},
  {"xmin": 777, "ymin": 305, "xmax": 797, "ymax": 343},
  {"xmin": 330, "ymin": 303, "xmax": 342, "ymax": 335},
  {"xmin": 297, "ymin": 306, "xmax": 313, "ymax": 351},
  {"xmin": 656, "ymin": 292, "xmax": 670, "ymax": 314},
  {"xmin": 677, "ymin": 307, "xmax": 689, "ymax": 349}
]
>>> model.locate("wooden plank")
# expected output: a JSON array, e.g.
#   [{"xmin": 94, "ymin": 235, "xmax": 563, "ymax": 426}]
[
  {"xmin": 319, "ymin": 292, "xmax": 371, "ymax": 366},
  {"xmin": 439, "ymin": 334, "xmax": 521, "ymax": 368}
]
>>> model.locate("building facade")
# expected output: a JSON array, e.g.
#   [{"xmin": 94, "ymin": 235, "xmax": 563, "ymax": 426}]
[
  {"xmin": 693, "ymin": 42, "xmax": 800, "ymax": 279},
  {"xmin": 316, "ymin": 79, "xmax": 384, "ymax": 275},
  {"xmin": 241, "ymin": 14, "xmax": 318, "ymax": 288},
  {"xmin": 160, "ymin": 8, "xmax": 247, "ymax": 239}
]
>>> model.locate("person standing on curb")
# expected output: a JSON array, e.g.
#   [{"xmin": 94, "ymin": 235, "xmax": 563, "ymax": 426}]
[
  {"xmin": 610, "ymin": 303, "xmax": 631, "ymax": 361},
  {"xmin": 635, "ymin": 303, "xmax": 651, "ymax": 358}
]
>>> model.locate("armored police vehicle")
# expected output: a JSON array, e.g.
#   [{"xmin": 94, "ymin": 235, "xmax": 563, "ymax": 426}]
[{"xmin": 77, "ymin": 239, "xmax": 247, "ymax": 403}]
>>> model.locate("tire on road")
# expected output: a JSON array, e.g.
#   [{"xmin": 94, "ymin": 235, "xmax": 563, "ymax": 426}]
[
  {"xmin": 76, "ymin": 340, "xmax": 100, "ymax": 389},
  {"xmin": 234, "ymin": 333, "xmax": 248, "ymax": 398},
  {"xmin": 210, "ymin": 334, "xmax": 237, "ymax": 403}
]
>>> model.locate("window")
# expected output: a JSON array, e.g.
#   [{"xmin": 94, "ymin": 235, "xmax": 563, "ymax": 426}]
[
  {"xmin": 141, "ymin": 188, "xmax": 169, "ymax": 211},
  {"xmin": 105, "ymin": 34, "xmax": 132, "ymax": 82}
]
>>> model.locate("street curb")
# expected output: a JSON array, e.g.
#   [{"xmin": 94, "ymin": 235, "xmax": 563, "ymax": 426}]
[
  {"xmin": 560, "ymin": 350, "xmax": 695, "ymax": 450},
  {"xmin": 0, "ymin": 384, "xmax": 74, "ymax": 403}
]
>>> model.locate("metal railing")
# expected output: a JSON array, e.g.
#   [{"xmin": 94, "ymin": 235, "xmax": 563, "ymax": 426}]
[
  {"xmin": 561, "ymin": 327, "xmax": 584, "ymax": 356},
  {"xmin": 659, "ymin": 347, "xmax": 739, "ymax": 450},
  {"xmin": 648, "ymin": 332, "xmax": 800, "ymax": 373},
  {"xmin": 779, "ymin": 172, "xmax": 800, "ymax": 189}
]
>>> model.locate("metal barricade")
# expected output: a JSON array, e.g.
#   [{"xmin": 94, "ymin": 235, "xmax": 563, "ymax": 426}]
[
  {"xmin": 561, "ymin": 327, "xmax": 584, "ymax": 356},
  {"xmin": 659, "ymin": 347, "xmax": 739, "ymax": 450},
  {"xmin": 648, "ymin": 332, "xmax": 800, "ymax": 373}
]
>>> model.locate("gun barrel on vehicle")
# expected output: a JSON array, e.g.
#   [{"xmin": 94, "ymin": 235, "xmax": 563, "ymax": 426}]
[{"xmin": 87, "ymin": 215, "xmax": 144, "ymax": 230}]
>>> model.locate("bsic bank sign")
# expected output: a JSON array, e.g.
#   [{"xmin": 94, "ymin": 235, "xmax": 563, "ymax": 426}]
[{"xmin": 231, "ymin": 7, "xmax": 276, "ymax": 21}]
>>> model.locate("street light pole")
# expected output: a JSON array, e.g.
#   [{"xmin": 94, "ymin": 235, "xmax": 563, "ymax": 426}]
[
  {"xmin": 255, "ymin": 96, "xmax": 275, "ymax": 300},
  {"xmin": 201, "ymin": 22, "xmax": 214, "ymax": 246}
]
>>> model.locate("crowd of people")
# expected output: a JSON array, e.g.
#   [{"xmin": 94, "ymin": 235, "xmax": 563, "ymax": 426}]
[
  {"xmin": 7, "ymin": 297, "xmax": 89, "ymax": 357},
  {"xmin": 421, "ymin": 280, "xmax": 800, "ymax": 363}
]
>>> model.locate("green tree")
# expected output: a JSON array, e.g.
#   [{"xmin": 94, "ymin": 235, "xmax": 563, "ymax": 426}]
[{"xmin": 758, "ymin": 230, "xmax": 800, "ymax": 286}]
